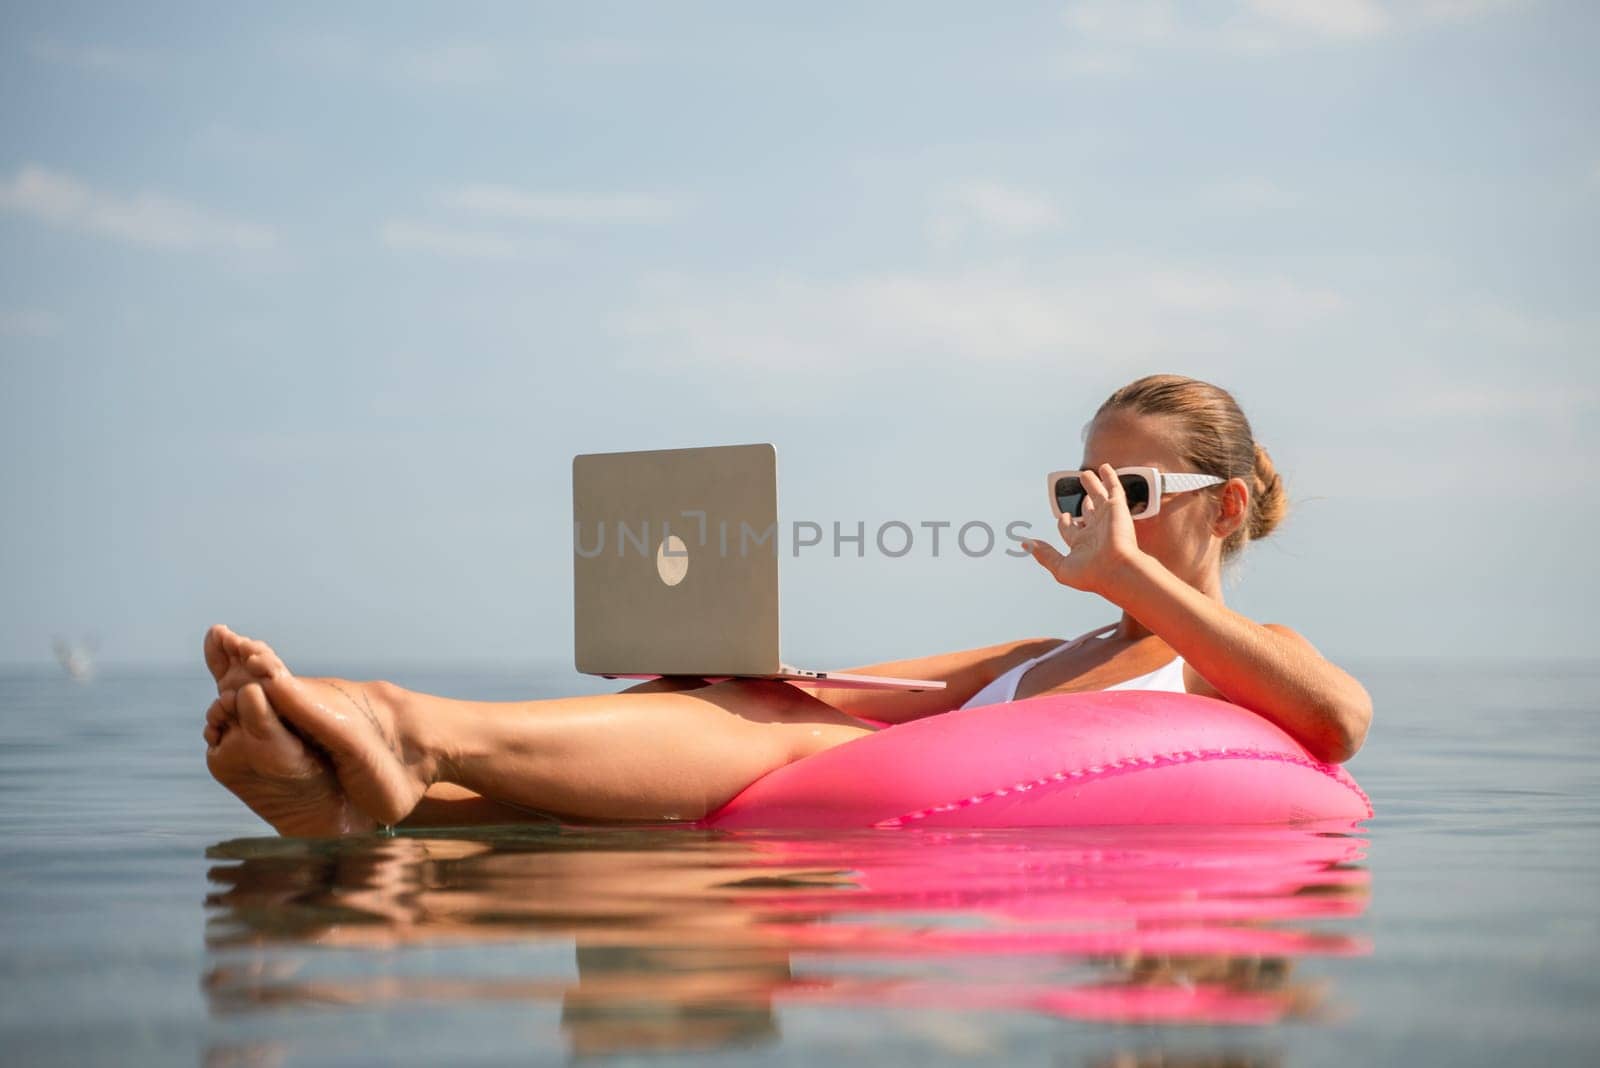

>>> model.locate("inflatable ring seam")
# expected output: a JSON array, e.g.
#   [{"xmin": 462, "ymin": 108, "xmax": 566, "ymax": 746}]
[{"xmin": 872, "ymin": 746, "xmax": 1375, "ymax": 829}]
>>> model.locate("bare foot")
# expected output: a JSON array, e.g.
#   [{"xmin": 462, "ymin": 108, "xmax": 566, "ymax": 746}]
[
  {"xmin": 204, "ymin": 683, "xmax": 376, "ymax": 837},
  {"xmin": 235, "ymin": 635, "xmax": 435, "ymax": 827}
]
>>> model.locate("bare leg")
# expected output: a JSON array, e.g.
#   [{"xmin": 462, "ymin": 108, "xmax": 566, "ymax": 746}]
[
  {"xmin": 396, "ymin": 782, "xmax": 552, "ymax": 827},
  {"xmin": 379, "ymin": 678, "xmax": 723, "ymax": 828},
  {"xmin": 417, "ymin": 677, "xmax": 871, "ymax": 823},
  {"xmin": 208, "ymin": 625, "xmax": 872, "ymax": 827},
  {"xmin": 206, "ymin": 627, "xmax": 547, "ymax": 832},
  {"xmin": 613, "ymin": 677, "xmax": 717, "ymax": 695},
  {"xmin": 394, "ymin": 680, "xmax": 724, "ymax": 827}
]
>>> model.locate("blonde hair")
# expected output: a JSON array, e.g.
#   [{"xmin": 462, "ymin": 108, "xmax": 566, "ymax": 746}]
[{"xmin": 1094, "ymin": 374, "xmax": 1287, "ymax": 560}]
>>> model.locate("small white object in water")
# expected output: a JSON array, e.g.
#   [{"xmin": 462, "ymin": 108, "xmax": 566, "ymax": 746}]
[{"xmin": 52, "ymin": 636, "xmax": 97, "ymax": 683}]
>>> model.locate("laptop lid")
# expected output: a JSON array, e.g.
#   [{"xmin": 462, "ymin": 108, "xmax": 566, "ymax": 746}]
[{"xmin": 574, "ymin": 443, "xmax": 782, "ymax": 677}]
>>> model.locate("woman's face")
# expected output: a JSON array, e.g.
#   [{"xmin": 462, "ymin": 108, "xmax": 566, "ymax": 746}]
[{"xmin": 1078, "ymin": 408, "xmax": 1244, "ymax": 586}]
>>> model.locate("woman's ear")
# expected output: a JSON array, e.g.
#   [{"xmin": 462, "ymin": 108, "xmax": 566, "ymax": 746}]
[{"xmin": 1212, "ymin": 478, "xmax": 1249, "ymax": 539}]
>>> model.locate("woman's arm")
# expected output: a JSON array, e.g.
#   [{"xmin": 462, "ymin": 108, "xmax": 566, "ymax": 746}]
[
  {"xmin": 788, "ymin": 637, "xmax": 1064, "ymax": 724},
  {"xmin": 1022, "ymin": 463, "xmax": 1373, "ymax": 764},
  {"xmin": 606, "ymin": 652, "xmax": 1055, "ymax": 726},
  {"xmin": 1103, "ymin": 555, "xmax": 1372, "ymax": 763}
]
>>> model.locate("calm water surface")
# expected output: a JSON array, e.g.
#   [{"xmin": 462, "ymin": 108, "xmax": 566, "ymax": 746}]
[{"xmin": 0, "ymin": 660, "xmax": 1596, "ymax": 1065}]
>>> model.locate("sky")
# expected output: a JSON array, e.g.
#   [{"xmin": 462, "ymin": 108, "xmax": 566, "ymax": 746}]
[{"xmin": 1, "ymin": 0, "xmax": 1596, "ymax": 674}]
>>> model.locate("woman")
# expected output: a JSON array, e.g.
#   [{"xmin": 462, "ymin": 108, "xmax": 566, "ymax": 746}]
[{"xmin": 202, "ymin": 374, "xmax": 1373, "ymax": 837}]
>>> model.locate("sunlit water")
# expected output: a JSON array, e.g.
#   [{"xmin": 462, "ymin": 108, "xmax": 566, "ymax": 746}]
[{"xmin": 0, "ymin": 661, "xmax": 1596, "ymax": 1065}]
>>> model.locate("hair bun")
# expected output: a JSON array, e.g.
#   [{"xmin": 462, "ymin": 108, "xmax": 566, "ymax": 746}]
[{"xmin": 1248, "ymin": 443, "xmax": 1287, "ymax": 541}]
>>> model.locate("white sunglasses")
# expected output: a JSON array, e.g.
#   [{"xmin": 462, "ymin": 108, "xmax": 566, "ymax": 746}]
[{"xmin": 1048, "ymin": 466, "xmax": 1225, "ymax": 521}]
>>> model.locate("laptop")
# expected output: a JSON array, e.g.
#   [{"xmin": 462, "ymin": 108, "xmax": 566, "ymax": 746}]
[{"xmin": 573, "ymin": 442, "xmax": 945, "ymax": 692}]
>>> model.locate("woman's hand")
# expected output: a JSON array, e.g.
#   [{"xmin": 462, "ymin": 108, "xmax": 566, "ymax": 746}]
[{"xmin": 1021, "ymin": 463, "xmax": 1150, "ymax": 598}]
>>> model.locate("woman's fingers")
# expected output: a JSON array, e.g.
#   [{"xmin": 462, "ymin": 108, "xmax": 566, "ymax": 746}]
[
  {"xmin": 1098, "ymin": 463, "xmax": 1127, "ymax": 507},
  {"xmin": 1056, "ymin": 511, "xmax": 1082, "ymax": 546},
  {"xmin": 1022, "ymin": 536, "xmax": 1070, "ymax": 583},
  {"xmin": 1080, "ymin": 467, "xmax": 1109, "ymax": 506}
]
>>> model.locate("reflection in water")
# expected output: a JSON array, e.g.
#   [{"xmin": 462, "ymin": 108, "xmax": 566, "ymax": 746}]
[{"xmin": 202, "ymin": 823, "xmax": 1369, "ymax": 1061}]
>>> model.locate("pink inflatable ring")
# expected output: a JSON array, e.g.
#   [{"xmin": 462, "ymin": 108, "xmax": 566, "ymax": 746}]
[{"xmin": 702, "ymin": 690, "xmax": 1371, "ymax": 829}]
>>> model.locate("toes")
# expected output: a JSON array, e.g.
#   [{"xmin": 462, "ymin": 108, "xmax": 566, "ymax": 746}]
[
  {"xmin": 205, "ymin": 697, "xmax": 234, "ymax": 749},
  {"xmin": 220, "ymin": 626, "xmax": 249, "ymax": 661},
  {"xmin": 237, "ymin": 683, "xmax": 312, "ymax": 763},
  {"xmin": 204, "ymin": 626, "xmax": 230, "ymax": 681},
  {"xmin": 237, "ymin": 683, "xmax": 280, "ymax": 741},
  {"xmin": 244, "ymin": 643, "xmax": 288, "ymax": 681},
  {"xmin": 212, "ymin": 627, "xmax": 258, "ymax": 695}
]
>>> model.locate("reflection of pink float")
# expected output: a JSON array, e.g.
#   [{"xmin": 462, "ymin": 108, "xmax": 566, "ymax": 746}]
[
  {"xmin": 704, "ymin": 691, "xmax": 1372, "ymax": 829},
  {"xmin": 737, "ymin": 824, "xmax": 1373, "ymax": 1026}
]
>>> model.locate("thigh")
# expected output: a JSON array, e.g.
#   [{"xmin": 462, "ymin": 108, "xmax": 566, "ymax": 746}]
[
  {"xmin": 615, "ymin": 676, "xmax": 717, "ymax": 695},
  {"xmin": 690, "ymin": 679, "xmax": 878, "ymax": 759}
]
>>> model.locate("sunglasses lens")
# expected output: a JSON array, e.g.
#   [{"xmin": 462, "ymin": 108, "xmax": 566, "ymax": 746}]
[
  {"xmin": 1056, "ymin": 472, "xmax": 1158, "ymax": 518},
  {"xmin": 1120, "ymin": 473, "xmax": 1151, "ymax": 515},
  {"xmin": 1053, "ymin": 477, "xmax": 1087, "ymax": 518}
]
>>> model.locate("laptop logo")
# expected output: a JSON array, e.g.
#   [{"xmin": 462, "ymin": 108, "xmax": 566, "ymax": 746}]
[{"xmin": 656, "ymin": 534, "xmax": 689, "ymax": 587}]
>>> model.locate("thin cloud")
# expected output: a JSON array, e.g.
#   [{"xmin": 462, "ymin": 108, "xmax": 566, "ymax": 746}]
[
  {"xmin": 194, "ymin": 123, "xmax": 297, "ymax": 166},
  {"xmin": 1417, "ymin": 0, "xmax": 1525, "ymax": 19},
  {"xmin": 444, "ymin": 185, "xmax": 679, "ymax": 224},
  {"xmin": 1420, "ymin": 301, "xmax": 1594, "ymax": 353},
  {"xmin": 1056, "ymin": 0, "xmax": 1523, "ymax": 73},
  {"xmin": 282, "ymin": 32, "xmax": 648, "ymax": 85},
  {"xmin": 549, "ymin": 38, "xmax": 651, "ymax": 66},
  {"xmin": 1205, "ymin": 176, "xmax": 1299, "ymax": 212},
  {"xmin": 619, "ymin": 265, "xmax": 1346, "ymax": 372},
  {"xmin": 1144, "ymin": 270, "xmax": 1344, "ymax": 321},
  {"xmin": 285, "ymin": 34, "xmax": 502, "ymax": 86},
  {"xmin": 1062, "ymin": 0, "xmax": 1181, "ymax": 46},
  {"xmin": 1294, "ymin": 443, "xmax": 1567, "ymax": 500},
  {"xmin": 0, "ymin": 166, "xmax": 275, "ymax": 251},
  {"xmin": 401, "ymin": 42, "xmax": 502, "ymax": 85},
  {"xmin": 1408, "ymin": 385, "xmax": 1596, "ymax": 419},
  {"xmin": 930, "ymin": 181, "xmax": 1064, "ymax": 247},
  {"xmin": 1370, "ymin": 304, "xmax": 1596, "ymax": 430},
  {"xmin": 379, "ymin": 220, "xmax": 527, "ymax": 260},
  {"xmin": 27, "ymin": 37, "xmax": 156, "ymax": 78},
  {"xmin": 381, "ymin": 183, "xmax": 672, "ymax": 258},
  {"xmin": 1246, "ymin": 0, "xmax": 1391, "ymax": 39},
  {"xmin": 0, "ymin": 308, "xmax": 60, "ymax": 338}
]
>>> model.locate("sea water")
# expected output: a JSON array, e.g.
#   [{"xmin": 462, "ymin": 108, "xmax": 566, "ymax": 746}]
[{"xmin": 0, "ymin": 659, "xmax": 1595, "ymax": 1066}]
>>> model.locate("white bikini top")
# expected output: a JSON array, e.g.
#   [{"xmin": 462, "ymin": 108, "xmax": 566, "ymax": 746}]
[{"xmin": 959, "ymin": 623, "xmax": 1188, "ymax": 711}]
